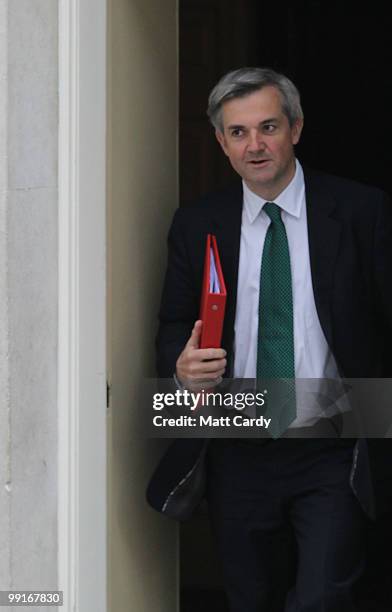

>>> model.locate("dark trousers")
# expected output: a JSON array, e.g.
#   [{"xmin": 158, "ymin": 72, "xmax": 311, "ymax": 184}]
[{"xmin": 206, "ymin": 438, "xmax": 365, "ymax": 612}]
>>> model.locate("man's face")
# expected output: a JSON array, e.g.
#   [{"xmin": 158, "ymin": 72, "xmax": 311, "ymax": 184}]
[{"xmin": 215, "ymin": 86, "xmax": 303, "ymax": 200}]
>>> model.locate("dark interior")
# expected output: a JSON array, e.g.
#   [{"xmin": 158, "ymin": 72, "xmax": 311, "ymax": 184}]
[
  {"xmin": 179, "ymin": 1, "xmax": 392, "ymax": 609},
  {"xmin": 180, "ymin": 0, "xmax": 392, "ymax": 203}
]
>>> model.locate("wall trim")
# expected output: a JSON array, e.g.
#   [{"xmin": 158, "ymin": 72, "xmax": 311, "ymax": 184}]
[{"xmin": 58, "ymin": 1, "xmax": 107, "ymax": 610}]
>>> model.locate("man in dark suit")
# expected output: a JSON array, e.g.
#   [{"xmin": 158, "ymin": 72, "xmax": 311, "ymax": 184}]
[{"xmin": 147, "ymin": 68, "xmax": 392, "ymax": 611}]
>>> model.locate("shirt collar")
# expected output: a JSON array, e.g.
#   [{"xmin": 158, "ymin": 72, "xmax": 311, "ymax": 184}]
[{"xmin": 243, "ymin": 159, "xmax": 304, "ymax": 224}]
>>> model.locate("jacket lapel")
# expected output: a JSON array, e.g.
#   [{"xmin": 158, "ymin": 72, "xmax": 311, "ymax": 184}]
[{"xmin": 304, "ymin": 169, "xmax": 341, "ymax": 350}]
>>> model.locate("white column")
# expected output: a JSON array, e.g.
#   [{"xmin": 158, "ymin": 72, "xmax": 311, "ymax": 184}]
[{"xmin": 58, "ymin": 0, "xmax": 107, "ymax": 611}]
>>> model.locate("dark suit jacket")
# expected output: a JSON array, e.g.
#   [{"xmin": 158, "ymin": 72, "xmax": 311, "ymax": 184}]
[{"xmin": 147, "ymin": 166, "xmax": 392, "ymax": 520}]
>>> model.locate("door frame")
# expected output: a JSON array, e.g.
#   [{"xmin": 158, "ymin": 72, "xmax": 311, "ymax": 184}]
[{"xmin": 58, "ymin": 1, "xmax": 107, "ymax": 610}]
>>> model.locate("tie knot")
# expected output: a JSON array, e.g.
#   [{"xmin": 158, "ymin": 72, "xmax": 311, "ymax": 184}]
[{"xmin": 263, "ymin": 201, "xmax": 281, "ymax": 223}]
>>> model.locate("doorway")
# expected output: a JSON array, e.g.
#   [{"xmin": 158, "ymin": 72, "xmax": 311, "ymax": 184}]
[
  {"xmin": 106, "ymin": 1, "xmax": 392, "ymax": 610},
  {"xmin": 179, "ymin": 1, "xmax": 392, "ymax": 610}
]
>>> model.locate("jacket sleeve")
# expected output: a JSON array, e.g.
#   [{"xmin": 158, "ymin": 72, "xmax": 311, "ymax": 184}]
[
  {"xmin": 155, "ymin": 208, "xmax": 200, "ymax": 378},
  {"xmin": 373, "ymin": 190, "xmax": 392, "ymax": 374}
]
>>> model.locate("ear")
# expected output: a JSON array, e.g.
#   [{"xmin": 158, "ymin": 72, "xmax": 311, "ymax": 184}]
[
  {"xmin": 291, "ymin": 118, "xmax": 304, "ymax": 145},
  {"xmin": 215, "ymin": 129, "xmax": 229, "ymax": 156}
]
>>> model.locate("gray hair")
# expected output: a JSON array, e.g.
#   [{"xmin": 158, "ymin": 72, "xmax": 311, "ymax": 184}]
[{"xmin": 207, "ymin": 67, "xmax": 303, "ymax": 132}]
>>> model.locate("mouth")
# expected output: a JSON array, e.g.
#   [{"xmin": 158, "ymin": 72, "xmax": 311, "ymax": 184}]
[{"xmin": 247, "ymin": 159, "xmax": 271, "ymax": 167}]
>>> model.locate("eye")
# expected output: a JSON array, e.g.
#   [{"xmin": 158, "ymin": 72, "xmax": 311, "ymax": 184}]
[
  {"xmin": 230, "ymin": 128, "xmax": 244, "ymax": 137},
  {"xmin": 263, "ymin": 124, "xmax": 277, "ymax": 133}
]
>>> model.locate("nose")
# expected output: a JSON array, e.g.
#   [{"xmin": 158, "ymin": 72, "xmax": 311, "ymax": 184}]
[{"xmin": 247, "ymin": 129, "xmax": 265, "ymax": 152}]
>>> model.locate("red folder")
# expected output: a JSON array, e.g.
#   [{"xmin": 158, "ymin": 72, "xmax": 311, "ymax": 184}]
[{"xmin": 199, "ymin": 234, "xmax": 227, "ymax": 348}]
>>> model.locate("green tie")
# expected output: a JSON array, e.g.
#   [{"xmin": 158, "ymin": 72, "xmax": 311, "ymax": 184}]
[{"xmin": 256, "ymin": 202, "xmax": 296, "ymax": 438}]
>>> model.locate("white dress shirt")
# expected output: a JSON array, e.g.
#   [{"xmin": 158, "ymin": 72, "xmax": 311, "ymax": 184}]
[{"xmin": 233, "ymin": 160, "xmax": 343, "ymax": 427}]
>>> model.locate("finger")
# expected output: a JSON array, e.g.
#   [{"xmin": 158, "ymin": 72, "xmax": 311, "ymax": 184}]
[
  {"xmin": 186, "ymin": 320, "xmax": 203, "ymax": 349},
  {"xmin": 197, "ymin": 358, "xmax": 226, "ymax": 374},
  {"xmin": 185, "ymin": 358, "xmax": 226, "ymax": 377},
  {"xmin": 207, "ymin": 370, "xmax": 225, "ymax": 380},
  {"xmin": 188, "ymin": 366, "xmax": 226, "ymax": 381},
  {"xmin": 199, "ymin": 348, "xmax": 227, "ymax": 360}
]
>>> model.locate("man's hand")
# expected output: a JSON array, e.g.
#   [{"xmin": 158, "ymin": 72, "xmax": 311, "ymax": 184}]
[{"xmin": 176, "ymin": 320, "xmax": 227, "ymax": 391}]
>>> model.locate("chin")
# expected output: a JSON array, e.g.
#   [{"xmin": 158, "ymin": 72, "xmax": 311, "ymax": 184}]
[{"xmin": 249, "ymin": 171, "xmax": 276, "ymax": 187}]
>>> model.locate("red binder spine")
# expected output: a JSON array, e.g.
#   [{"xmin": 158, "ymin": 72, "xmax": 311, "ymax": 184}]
[{"xmin": 199, "ymin": 234, "xmax": 227, "ymax": 349}]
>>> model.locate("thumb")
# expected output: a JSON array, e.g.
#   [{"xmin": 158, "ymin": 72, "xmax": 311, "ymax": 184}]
[{"xmin": 186, "ymin": 320, "xmax": 202, "ymax": 349}]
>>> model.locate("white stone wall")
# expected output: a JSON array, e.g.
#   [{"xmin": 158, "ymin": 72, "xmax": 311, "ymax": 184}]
[
  {"xmin": 0, "ymin": 0, "xmax": 58, "ymax": 599},
  {"xmin": 0, "ymin": 0, "xmax": 11, "ymax": 593}
]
